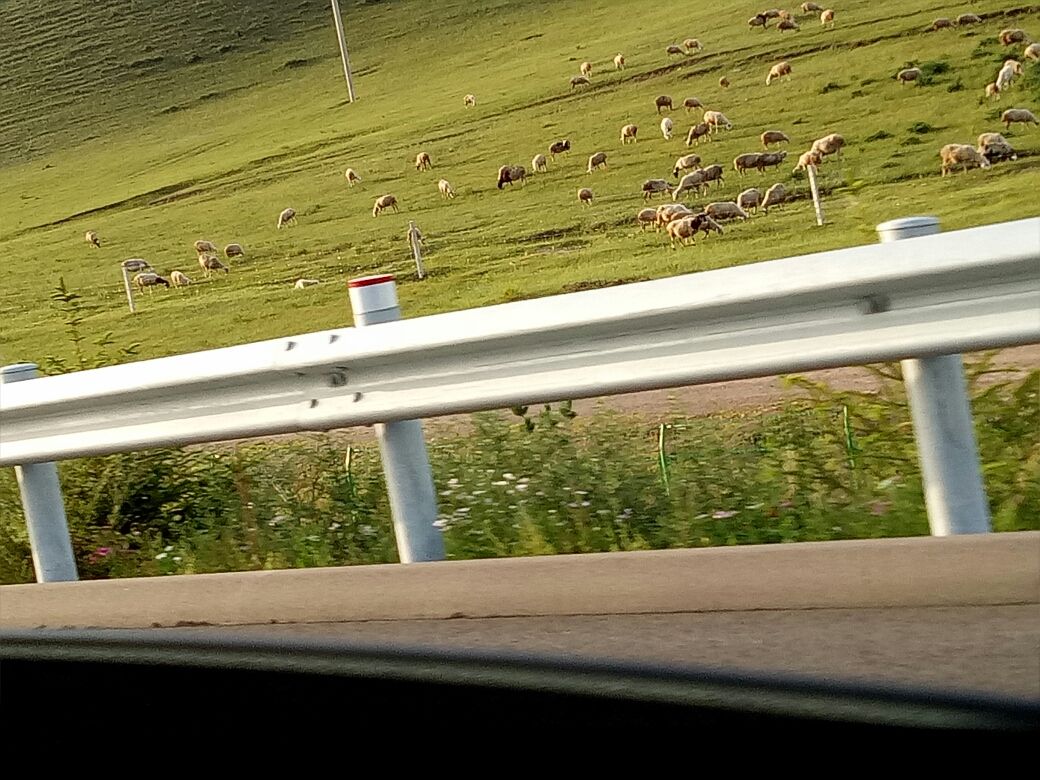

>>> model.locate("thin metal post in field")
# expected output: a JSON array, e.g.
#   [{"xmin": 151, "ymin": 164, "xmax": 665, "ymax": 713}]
[{"xmin": 330, "ymin": 0, "xmax": 357, "ymax": 102}]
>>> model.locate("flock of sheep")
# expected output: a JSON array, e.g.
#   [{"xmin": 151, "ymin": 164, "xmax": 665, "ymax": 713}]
[{"xmin": 82, "ymin": 4, "xmax": 1037, "ymax": 297}]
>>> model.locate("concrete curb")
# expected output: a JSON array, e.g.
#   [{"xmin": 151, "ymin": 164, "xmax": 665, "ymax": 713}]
[{"xmin": 1, "ymin": 533, "xmax": 1037, "ymax": 629}]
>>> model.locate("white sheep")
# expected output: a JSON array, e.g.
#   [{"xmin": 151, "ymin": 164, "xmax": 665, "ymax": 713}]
[
  {"xmin": 277, "ymin": 208, "xmax": 297, "ymax": 229},
  {"xmin": 84, "ymin": 230, "xmax": 101, "ymax": 248},
  {"xmin": 897, "ymin": 67, "xmax": 922, "ymax": 85},
  {"xmin": 133, "ymin": 272, "xmax": 170, "ymax": 291},
  {"xmin": 705, "ymin": 201, "xmax": 749, "ymax": 221},
  {"xmin": 415, "ymin": 151, "xmax": 433, "ymax": 171},
  {"xmin": 620, "ymin": 123, "xmax": 639, "ymax": 144},
  {"xmin": 587, "ymin": 151, "xmax": 608, "ymax": 172},
  {"xmin": 737, "ymin": 187, "xmax": 762, "ymax": 213},
  {"xmin": 985, "ymin": 82, "xmax": 1000, "ymax": 99},
  {"xmin": 194, "ymin": 239, "xmax": 217, "ymax": 254},
  {"xmin": 703, "ymin": 110, "xmax": 732, "ymax": 133},
  {"xmin": 672, "ymin": 170, "xmax": 707, "ymax": 199},
  {"xmin": 801, "ymin": 2, "xmax": 823, "ymax": 12},
  {"xmin": 614, "ymin": 53, "xmax": 626, "ymax": 70},
  {"xmin": 660, "ymin": 117, "xmax": 673, "ymax": 140},
  {"xmin": 636, "ymin": 207, "xmax": 658, "ymax": 230},
  {"xmin": 820, "ymin": 9, "xmax": 834, "ymax": 27},
  {"xmin": 666, "ymin": 217, "xmax": 700, "ymax": 247},
  {"xmin": 655, "ymin": 203, "xmax": 693, "ymax": 228},
  {"xmin": 578, "ymin": 187, "xmax": 594, "ymax": 206},
  {"xmin": 762, "ymin": 183, "xmax": 787, "ymax": 212},
  {"xmin": 766, "ymin": 61, "xmax": 791, "ymax": 85},
  {"xmin": 438, "ymin": 179, "xmax": 456, "ymax": 199},
  {"xmin": 532, "ymin": 153, "xmax": 548, "ymax": 172},
  {"xmin": 372, "ymin": 194, "xmax": 400, "ymax": 216},
  {"xmin": 1002, "ymin": 108, "xmax": 1039, "ymax": 129},
  {"xmin": 580, "ymin": 61, "xmax": 593, "ymax": 77},
  {"xmin": 761, "ymin": 130, "xmax": 790, "ymax": 148},
  {"xmin": 996, "ymin": 60, "xmax": 1022, "ymax": 92},
  {"xmin": 940, "ymin": 144, "xmax": 991, "ymax": 176},
  {"xmin": 956, "ymin": 14, "xmax": 981, "ymax": 25},
  {"xmin": 793, "ymin": 149, "xmax": 823, "ymax": 172},
  {"xmin": 464, "ymin": 94, "xmax": 476, "ymax": 107},
  {"xmin": 700, "ymin": 163, "xmax": 725, "ymax": 189},
  {"xmin": 810, "ymin": 133, "xmax": 845, "ymax": 158},
  {"xmin": 672, "ymin": 154, "xmax": 702, "ymax": 178},
  {"xmin": 294, "ymin": 278, "xmax": 320, "ymax": 289},
  {"xmin": 345, "ymin": 168, "xmax": 361, "ymax": 186},
  {"xmin": 224, "ymin": 243, "xmax": 244, "ymax": 258},
  {"xmin": 198, "ymin": 253, "xmax": 229, "ymax": 276},
  {"xmin": 1025, "ymin": 43, "xmax": 1040, "ymax": 61},
  {"xmin": 170, "ymin": 270, "xmax": 192, "ymax": 287},
  {"xmin": 683, "ymin": 38, "xmax": 702, "ymax": 52}
]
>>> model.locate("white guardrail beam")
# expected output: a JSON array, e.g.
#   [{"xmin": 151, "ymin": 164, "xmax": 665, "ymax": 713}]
[{"xmin": 1, "ymin": 218, "xmax": 1038, "ymax": 468}]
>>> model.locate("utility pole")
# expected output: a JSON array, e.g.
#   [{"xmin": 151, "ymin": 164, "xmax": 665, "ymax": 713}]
[{"xmin": 330, "ymin": 0, "xmax": 357, "ymax": 102}]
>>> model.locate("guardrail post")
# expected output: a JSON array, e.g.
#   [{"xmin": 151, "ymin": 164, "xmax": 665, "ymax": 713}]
[
  {"xmin": 347, "ymin": 275, "xmax": 445, "ymax": 562},
  {"xmin": 0, "ymin": 364, "xmax": 79, "ymax": 581},
  {"xmin": 876, "ymin": 217, "xmax": 991, "ymax": 535}
]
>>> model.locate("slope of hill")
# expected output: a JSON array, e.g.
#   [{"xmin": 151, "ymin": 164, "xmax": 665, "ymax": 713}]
[{"xmin": 1, "ymin": 0, "xmax": 1037, "ymax": 365}]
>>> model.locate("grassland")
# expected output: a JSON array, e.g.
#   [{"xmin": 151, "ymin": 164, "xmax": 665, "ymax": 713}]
[{"xmin": 1, "ymin": 0, "xmax": 1038, "ymax": 366}]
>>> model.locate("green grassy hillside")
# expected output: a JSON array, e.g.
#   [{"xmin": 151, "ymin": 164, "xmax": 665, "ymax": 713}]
[{"xmin": 1, "ymin": 0, "xmax": 1038, "ymax": 365}]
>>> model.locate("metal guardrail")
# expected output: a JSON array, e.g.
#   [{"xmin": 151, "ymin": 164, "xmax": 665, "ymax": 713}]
[{"xmin": 1, "ymin": 217, "xmax": 1039, "ymax": 580}]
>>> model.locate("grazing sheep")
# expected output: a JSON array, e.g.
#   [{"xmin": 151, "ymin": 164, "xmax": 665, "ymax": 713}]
[
  {"xmin": 549, "ymin": 139, "xmax": 571, "ymax": 160},
  {"xmin": 683, "ymin": 97, "xmax": 703, "ymax": 112},
  {"xmin": 755, "ymin": 150, "xmax": 788, "ymax": 172},
  {"xmin": 748, "ymin": 14, "xmax": 768, "ymax": 30},
  {"xmin": 700, "ymin": 163, "xmax": 725, "ymax": 188},
  {"xmin": 532, "ymin": 153, "xmax": 548, "ymax": 172},
  {"xmin": 372, "ymin": 194, "xmax": 400, "ymax": 215},
  {"xmin": 761, "ymin": 130, "xmax": 790, "ymax": 148},
  {"xmin": 122, "ymin": 259, "xmax": 150, "ymax": 273},
  {"xmin": 766, "ymin": 61, "xmax": 792, "ymax": 85},
  {"xmin": 999, "ymin": 29, "xmax": 1027, "ymax": 46},
  {"xmin": 684, "ymin": 39, "xmax": 702, "ymax": 52},
  {"xmin": 133, "ymin": 272, "xmax": 170, "ymax": 291},
  {"xmin": 656, "ymin": 203, "xmax": 694, "ymax": 227},
  {"xmin": 344, "ymin": 168, "xmax": 361, "ymax": 186},
  {"xmin": 587, "ymin": 151, "xmax": 608, "ymax": 172},
  {"xmin": 464, "ymin": 94, "xmax": 476, "ymax": 107},
  {"xmin": 801, "ymin": 2, "xmax": 823, "ymax": 12},
  {"xmin": 761, "ymin": 9, "xmax": 782, "ymax": 19},
  {"xmin": 170, "ymin": 270, "xmax": 192, "ymax": 287},
  {"xmin": 672, "ymin": 171, "xmax": 707, "ymax": 199},
  {"xmin": 642, "ymin": 179, "xmax": 672, "ymax": 200},
  {"xmin": 224, "ymin": 243, "xmax": 244, "ymax": 258},
  {"xmin": 704, "ymin": 110, "xmax": 733, "ymax": 133},
  {"xmin": 85, "ymin": 230, "xmax": 101, "ymax": 248},
  {"xmin": 655, "ymin": 95, "xmax": 674, "ymax": 113},
  {"xmin": 198, "ymin": 253, "xmax": 229, "ymax": 276},
  {"xmin": 636, "ymin": 207, "xmax": 659, "ymax": 230},
  {"xmin": 719, "ymin": 76, "xmax": 731, "ymax": 88},
  {"xmin": 415, "ymin": 151, "xmax": 432, "ymax": 171},
  {"xmin": 194, "ymin": 239, "xmax": 217, "ymax": 254},
  {"xmin": 1002, "ymin": 108, "xmax": 1039, "ymax": 129},
  {"xmin": 996, "ymin": 60, "xmax": 1023, "ymax": 91},
  {"xmin": 985, "ymin": 82, "xmax": 1000, "ymax": 99},
  {"xmin": 734, "ymin": 153, "xmax": 764, "ymax": 176},
  {"xmin": 737, "ymin": 188, "xmax": 762, "ymax": 213},
  {"xmin": 930, "ymin": 18, "xmax": 953, "ymax": 31},
  {"xmin": 688, "ymin": 212, "xmax": 724, "ymax": 237},
  {"xmin": 672, "ymin": 153, "xmax": 702, "ymax": 178},
  {"xmin": 762, "ymin": 183, "xmax": 787, "ymax": 212},
  {"xmin": 706, "ymin": 201, "xmax": 749, "ymax": 221},
  {"xmin": 438, "ymin": 179, "xmax": 456, "ymax": 199},
  {"xmin": 666, "ymin": 45, "xmax": 685, "ymax": 56},
  {"xmin": 940, "ymin": 143, "xmax": 991, "ymax": 176},
  {"xmin": 294, "ymin": 278, "xmax": 320, "ymax": 289},
  {"xmin": 810, "ymin": 133, "xmax": 845, "ymax": 158},
  {"xmin": 277, "ymin": 207, "xmax": 297, "ymax": 229},
  {"xmin": 580, "ymin": 61, "xmax": 593, "ymax": 77},
  {"xmin": 779, "ymin": 18, "xmax": 800, "ymax": 32},
  {"xmin": 793, "ymin": 149, "xmax": 824, "ymax": 172},
  {"xmin": 977, "ymin": 132, "xmax": 1017, "ymax": 163},
  {"xmin": 820, "ymin": 9, "xmax": 835, "ymax": 27},
  {"xmin": 614, "ymin": 53, "xmax": 626, "ymax": 70},
  {"xmin": 578, "ymin": 187, "xmax": 594, "ymax": 205},
  {"xmin": 661, "ymin": 117, "xmax": 674, "ymax": 140},
  {"xmin": 570, "ymin": 75, "xmax": 591, "ymax": 89},
  {"xmin": 686, "ymin": 122, "xmax": 711, "ymax": 145},
  {"xmin": 496, "ymin": 165, "xmax": 527, "ymax": 188},
  {"xmin": 897, "ymin": 67, "xmax": 922, "ymax": 85},
  {"xmin": 956, "ymin": 14, "xmax": 981, "ymax": 26},
  {"xmin": 621, "ymin": 123, "xmax": 639, "ymax": 144},
  {"xmin": 666, "ymin": 216, "xmax": 703, "ymax": 247},
  {"xmin": 1025, "ymin": 43, "xmax": 1040, "ymax": 61}
]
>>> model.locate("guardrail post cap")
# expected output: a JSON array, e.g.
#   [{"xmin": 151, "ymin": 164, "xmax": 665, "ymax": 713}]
[
  {"xmin": 348, "ymin": 274, "xmax": 399, "ymax": 326},
  {"xmin": 876, "ymin": 216, "xmax": 941, "ymax": 243},
  {"xmin": 1, "ymin": 363, "xmax": 39, "ymax": 383}
]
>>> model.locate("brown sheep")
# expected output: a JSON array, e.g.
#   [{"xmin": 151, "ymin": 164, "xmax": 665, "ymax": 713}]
[
  {"xmin": 496, "ymin": 165, "xmax": 527, "ymax": 189},
  {"xmin": 999, "ymin": 29, "xmax": 1027, "ymax": 46},
  {"xmin": 85, "ymin": 230, "xmax": 101, "ymax": 248},
  {"xmin": 224, "ymin": 243, "xmax": 244, "ymax": 258},
  {"xmin": 372, "ymin": 194, "xmax": 400, "ymax": 215},
  {"xmin": 570, "ymin": 75, "xmax": 591, "ymax": 89},
  {"xmin": 956, "ymin": 14, "xmax": 981, "ymax": 25},
  {"xmin": 587, "ymin": 151, "xmax": 608, "ymax": 173},
  {"xmin": 779, "ymin": 18, "xmax": 800, "ymax": 32},
  {"xmin": 1002, "ymin": 108, "xmax": 1039, "ymax": 129},
  {"xmin": 719, "ymin": 76, "xmax": 731, "ymax": 88},
  {"xmin": 897, "ymin": 67, "xmax": 922, "ymax": 85},
  {"xmin": 930, "ymin": 18, "xmax": 953, "ymax": 31},
  {"xmin": 755, "ymin": 150, "xmax": 788, "ymax": 172},
  {"xmin": 683, "ymin": 97, "xmax": 704, "ymax": 112},
  {"xmin": 761, "ymin": 130, "xmax": 790, "ymax": 148},
  {"xmin": 683, "ymin": 38, "xmax": 702, "ymax": 52},
  {"xmin": 766, "ymin": 61, "xmax": 792, "ymax": 85},
  {"xmin": 820, "ymin": 9, "xmax": 834, "ymax": 27},
  {"xmin": 734, "ymin": 153, "xmax": 764, "ymax": 176},
  {"xmin": 620, "ymin": 123, "xmax": 639, "ymax": 144},
  {"xmin": 577, "ymin": 187, "xmax": 594, "ymax": 206},
  {"xmin": 686, "ymin": 122, "xmax": 711, "ymax": 145},
  {"xmin": 940, "ymin": 144, "xmax": 991, "ymax": 176},
  {"xmin": 666, "ymin": 45, "xmax": 685, "ymax": 56},
  {"xmin": 748, "ymin": 15, "xmax": 768, "ymax": 30},
  {"xmin": 549, "ymin": 139, "xmax": 571, "ymax": 160},
  {"xmin": 655, "ymin": 95, "xmax": 674, "ymax": 113}
]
